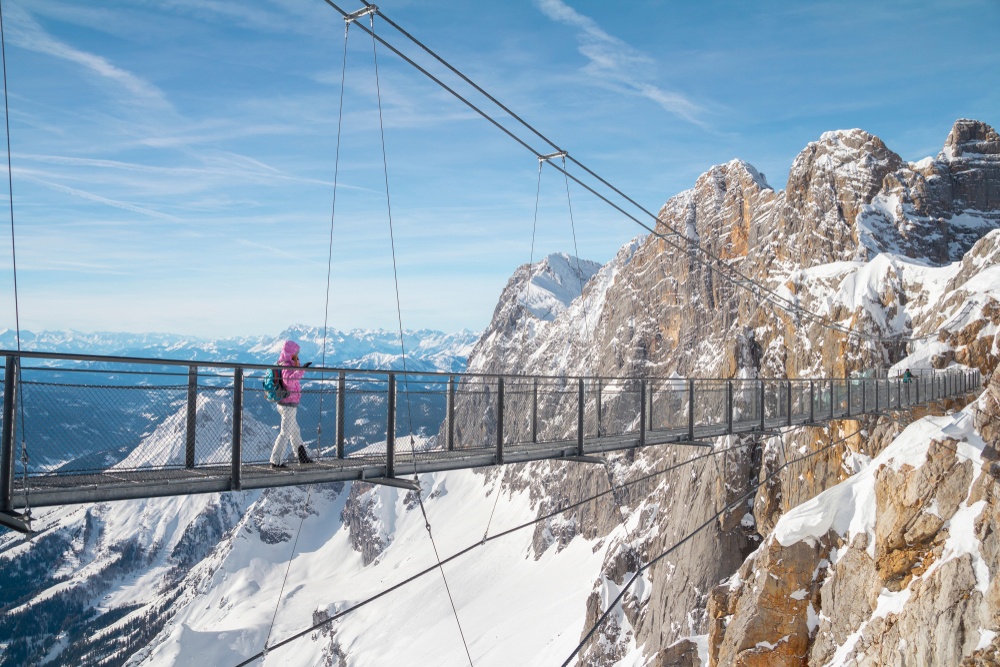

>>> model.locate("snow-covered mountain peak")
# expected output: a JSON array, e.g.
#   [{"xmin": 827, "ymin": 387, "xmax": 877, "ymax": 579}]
[
  {"xmin": 941, "ymin": 118, "xmax": 1000, "ymax": 159},
  {"xmin": 112, "ymin": 394, "xmax": 272, "ymax": 471},
  {"xmin": 519, "ymin": 252, "xmax": 602, "ymax": 322}
]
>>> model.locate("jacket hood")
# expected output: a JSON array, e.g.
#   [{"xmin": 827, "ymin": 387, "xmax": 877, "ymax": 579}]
[{"xmin": 278, "ymin": 340, "xmax": 300, "ymax": 364}]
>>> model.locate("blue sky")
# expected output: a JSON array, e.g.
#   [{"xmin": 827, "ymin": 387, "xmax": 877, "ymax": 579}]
[{"xmin": 0, "ymin": 0, "xmax": 997, "ymax": 338}]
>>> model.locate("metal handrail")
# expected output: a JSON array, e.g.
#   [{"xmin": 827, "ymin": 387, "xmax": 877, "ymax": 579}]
[{"xmin": 0, "ymin": 348, "xmax": 982, "ymax": 523}]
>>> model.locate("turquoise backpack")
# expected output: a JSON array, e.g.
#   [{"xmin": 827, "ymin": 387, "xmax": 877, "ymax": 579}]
[{"xmin": 262, "ymin": 368, "xmax": 289, "ymax": 403}]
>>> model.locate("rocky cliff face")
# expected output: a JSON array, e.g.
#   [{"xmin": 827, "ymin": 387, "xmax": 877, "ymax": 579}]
[
  {"xmin": 707, "ymin": 385, "xmax": 992, "ymax": 667},
  {"xmin": 451, "ymin": 119, "xmax": 1000, "ymax": 665}
]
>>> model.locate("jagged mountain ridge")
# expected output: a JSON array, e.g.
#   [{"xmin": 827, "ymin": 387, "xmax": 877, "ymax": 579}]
[
  {"xmin": 444, "ymin": 118, "xmax": 1000, "ymax": 665},
  {"xmin": 2, "ymin": 119, "xmax": 999, "ymax": 666}
]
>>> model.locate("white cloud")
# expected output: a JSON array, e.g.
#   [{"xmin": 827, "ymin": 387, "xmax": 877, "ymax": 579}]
[
  {"xmin": 534, "ymin": 0, "xmax": 709, "ymax": 128},
  {"xmin": 18, "ymin": 173, "xmax": 178, "ymax": 220},
  {"xmin": 4, "ymin": 3, "xmax": 171, "ymax": 112}
]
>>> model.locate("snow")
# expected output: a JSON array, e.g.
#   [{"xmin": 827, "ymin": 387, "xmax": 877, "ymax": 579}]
[
  {"xmin": 517, "ymin": 253, "xmax": 601, "ymax": 322},
  {"xmin": 934, "ymin": 499, "xmax": 990, "ymax": 593},
  {"xmin": 806, "ymin": 603, "xmax": 820, "ymax": 634},
  {"xmin": 693, "ymin": 634, "xmax": 709, "ymax": 666},
  {"xmin": 134, "ymin": 468, "xmax": 610, "ymax": 666},
  {"xmin": 872, "ymin": 587, "xmax": 911, "ymax": 619},
  {"xmin": 773, "ymin": 407, "xmax": 981, "ymax": 557}
]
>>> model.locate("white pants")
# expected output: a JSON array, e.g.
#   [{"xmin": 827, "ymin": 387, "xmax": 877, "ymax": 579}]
[{"xmin": 270, "ymin": 403, "xmax": 304, "ymax": 464}]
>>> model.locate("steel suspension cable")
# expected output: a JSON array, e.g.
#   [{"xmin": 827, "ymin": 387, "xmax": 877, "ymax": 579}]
[
  {"xmin": 316, "ymin": 22, "xmax": 352, "ymax": 452},
  {"xmin": 255, "ymin": 21, "xmax": 358, "ymax": 662},
  {"xmin": 262, "ymin": 486, "xmax": 314, "ymax": 659},
  {"xmin": 368, "ymin": 13, "xmax": 474, "ymax": 666},
  {"xmin": 482, "ymin": 161, "xmax": 545, "ymax": 543},
  {"xmin": 355, "ymin": 0, "xmax": 887, "ymax": 344},
  {"xmin": 318, "ymin": 0, "xmax": 940, "ymax": 347},
  {"xmin": 560, "ymin": 426, "xmax": 864, "ymax": 666},
  {"xmin": 0, "ymin": 0, "xmax": 29, "ymax": 528},
  {"xmin": 232, "ymin": 440, "xmax": 751, "ymax": 666}
]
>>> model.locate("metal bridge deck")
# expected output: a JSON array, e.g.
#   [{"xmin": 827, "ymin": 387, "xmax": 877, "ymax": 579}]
[{"xmin": 0, "ymin": 350, "xmax": 979, "ymax": 530}]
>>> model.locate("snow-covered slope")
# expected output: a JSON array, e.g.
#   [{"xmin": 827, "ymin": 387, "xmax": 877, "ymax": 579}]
[{"xmin": 130, "ymin": 471, "xmax": 612, "ymax": 666}]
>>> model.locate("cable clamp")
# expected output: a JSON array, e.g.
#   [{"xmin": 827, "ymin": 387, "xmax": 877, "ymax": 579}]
[
  {"xmin": 538, "ymin": 151, "xmax": 567, "ymax": 163},
  {"xmin": 345, "ymin": 5, "xmax": 378, "ymax": 24}
]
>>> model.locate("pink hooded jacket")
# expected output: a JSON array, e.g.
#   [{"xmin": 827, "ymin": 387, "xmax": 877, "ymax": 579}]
[{"xmin": 277, "ymin": 340, "xmax": 305, "ymax": 405}]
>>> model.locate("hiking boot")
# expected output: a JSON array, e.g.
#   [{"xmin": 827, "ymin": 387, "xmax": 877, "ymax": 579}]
[
  {"xmin": 297, "ymin": 445, "xmax": 314, "ymax": 464},
  {"xmin": 270, "ymin": 462, "xmax": 287, "ymax": 469}
]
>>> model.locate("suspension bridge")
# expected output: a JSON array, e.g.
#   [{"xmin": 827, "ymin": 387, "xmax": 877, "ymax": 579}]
[
  {"xmin": 0, "ymin": 349, "xmax": 979, "ymax": 533},
  {"xmin": 0, "ymin": 4, "xmax": 992, "ymax": 667}
]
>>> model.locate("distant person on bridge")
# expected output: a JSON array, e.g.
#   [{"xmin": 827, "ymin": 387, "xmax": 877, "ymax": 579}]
[
  {"xmin": 903, "ymin": 368, "xmax": 913, "ymax": 384},
  {"xmin": 269, "ymin": 340, "xmax": 314, "ymax": 469}
]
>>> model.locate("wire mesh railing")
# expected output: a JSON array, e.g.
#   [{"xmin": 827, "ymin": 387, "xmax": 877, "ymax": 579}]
[{"xmin": 0, "ymin": 350, "xmax": 981, "ymax": 512}]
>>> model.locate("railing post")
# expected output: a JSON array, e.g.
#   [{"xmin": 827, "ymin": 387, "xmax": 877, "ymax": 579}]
[
  {"xmin": 186, "ymin": 366, "xmax": 197, "ymax": 469},
  {"xmin": 386, "ymin": 374, "xmax": 396, "ymax": 478},
  {"xmin": 875, "ymin": 376, "xmax": 880, "ymax": 412},
  {"xmin": 688, "ymin": 379, "xmax": 696, "ymax": 440},
  {"xmin": 786, "ymin": 380, "xmax": 792, "ymax": 427},
  {"xmin": 336, "ymin": 371, "xmax": 346, "ymax": 459},
  {"xmin": 497, "ymin": 377, "xmax": 505, "ymax": 464},
  {"xmin": 861, "ymin": 379, "xmax": 866, "ymax": 414},
  {"xmin": 846, "ymin": 377, "xmax": 852, "ymax": 418},
  {"xmin": 727, "ymin": 380, "xmax": 734, "ymax": 434},
  {"xmin": 897, "ymin": 377, "xmax": 902, "ymax": 408},
  {"xmin": 231, "ymin": 367, "xmax": 243, "ymax": 491},
  {"xmin": 648, "ymin": 380, "xmax": 654, "ymax": 432},
  {"xmin": 809, "ymin": 380, "xmax": 815, "ymax": 423},
  {"xmin": 639, "ymin": 380, "xmax": 647, "ymax": 446},
  {"xmin": 531, "ymin": 377, "xmax": 538, "ymax": 444},
  {"xmin": 829, "ymin": 379, "xmax": 835, "ymax": 420},
  {"xmin": 1, "ymin": 356, "xmax": 17, "ymax": 513},
  {"xmin": 577, "ymin": 377, "xmax": 585, "ymax": 456},
  {"xmin": 446, "ymin": 375, "xmax": 456, "ymax": 452},
  {"xmin": 759, "ymin": 379, "xmax": 765, "ymax": 430},
  {"xmin": 596, "ymin": 378, "xmax": 603, "ymax": 438}
]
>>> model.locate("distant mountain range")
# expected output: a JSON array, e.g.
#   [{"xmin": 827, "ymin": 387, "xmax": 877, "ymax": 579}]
[{"xmin": 0, "ymin": 326, "xmax": 480, "ymax": 374}]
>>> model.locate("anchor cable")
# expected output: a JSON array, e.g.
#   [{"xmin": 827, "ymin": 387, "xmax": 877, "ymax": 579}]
[
  {"xmin": 316, "ymin": 21, "xmax": 352, "ymax": 453},
  {"xmin": 319, "ymin": 0, "xmax": 945, "ymax": 348},
  {"xmin": 232, "ymin": 441, "xmax": 748, "ymax": 666},
  {"xmin": 0, "ymin": 0, "xmax": 30, "ymax": 528},
  {"xmin": 369, "ymin": 13, "xmax": 474, "ymax": 666},
  {"xmin": 263, "ymin": 486, "xmax": 314, "ymax": 654}
]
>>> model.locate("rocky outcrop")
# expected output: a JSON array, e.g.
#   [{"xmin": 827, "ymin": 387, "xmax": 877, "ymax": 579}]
[
  {"xmin": 340, "ymin": 482, "xmax": 393, "ymax": 565},
  {"xmin": 707, "ymin": 383, "xmax": 990, "ymax": 665},
  {"xmin": 855, "ymin": 119, "xmax": 1000, "ymax": 264}
]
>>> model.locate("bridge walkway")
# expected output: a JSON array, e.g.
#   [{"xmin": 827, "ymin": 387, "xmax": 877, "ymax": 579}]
[{"xmin": 0, "ymin": 350, "xmax": 980, "ymax": 532}]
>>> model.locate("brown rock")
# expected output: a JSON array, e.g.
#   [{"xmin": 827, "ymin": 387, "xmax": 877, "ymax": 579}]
[
  {"xmin": 714, "ymin": 538, "xmax": 823, "ymax": 667},
  {"xmin": 654, "ymin": 639, "xmax": 701, "ymax": 667}
]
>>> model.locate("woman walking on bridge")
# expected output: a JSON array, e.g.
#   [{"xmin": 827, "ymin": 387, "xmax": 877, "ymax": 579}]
[{"xmin": 269, "ymin": 340, "xmax": 313, "ymax": 468}]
